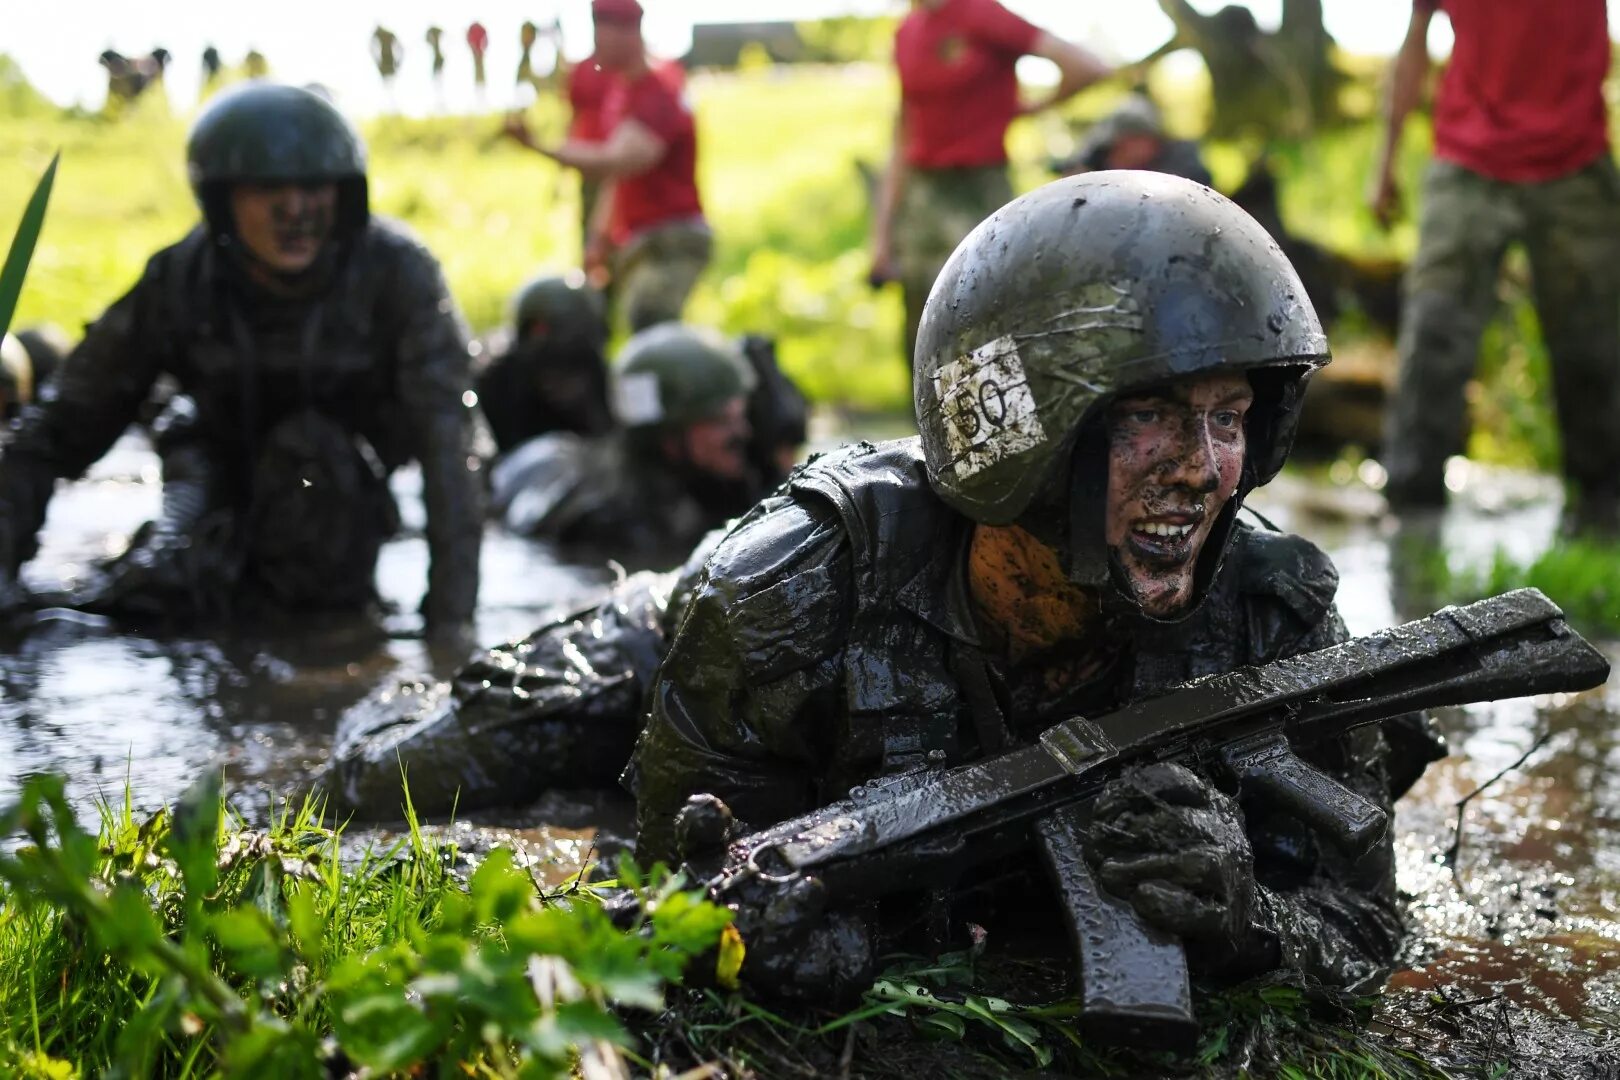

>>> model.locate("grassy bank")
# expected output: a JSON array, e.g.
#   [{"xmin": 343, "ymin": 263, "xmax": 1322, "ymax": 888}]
[
  {"xmin": 1, "ymin": 772, "xmax": 1525, "ymax": 1079},
  {"xmin": 1397, "ymin": 534, "xmax": 1620, "ymax": 638}
]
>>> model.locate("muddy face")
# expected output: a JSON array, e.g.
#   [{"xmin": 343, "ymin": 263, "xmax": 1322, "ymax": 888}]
[
  {"xmin": 671, "ymin": 396, "xmax": 752, "ymax": 482},
  {"xmin": 229, "ymin": 182, "xmax": 337, "ymax": 274},
  {"xmin": 1104, "ymin": 372, "xmax": 1252, "ymax": 618}
]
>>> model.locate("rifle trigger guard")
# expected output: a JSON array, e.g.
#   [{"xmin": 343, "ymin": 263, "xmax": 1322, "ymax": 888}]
[{"xmin": 1039, "ymin": 718, "xmax": 1116, "ymax": 775}]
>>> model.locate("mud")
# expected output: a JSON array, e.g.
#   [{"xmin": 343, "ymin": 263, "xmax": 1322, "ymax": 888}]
[{"xmin": 1, "ymin": 426, "xmax": 1617, "ymax": 1072}]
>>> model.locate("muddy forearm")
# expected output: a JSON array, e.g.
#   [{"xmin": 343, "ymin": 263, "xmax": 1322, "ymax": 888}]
[{"xmin": 392, "ymin": 251, "xmax": 483, "ymax": 627}]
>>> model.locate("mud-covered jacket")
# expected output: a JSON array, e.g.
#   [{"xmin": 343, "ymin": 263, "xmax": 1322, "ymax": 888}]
[
  {"xmin": 328, "ymin": 534, "xmax": 720, "ymax": 819},
  {"xmin": 0, "ymin": 220, "xmax": 483, "ymax": 625},
  {"xmin": 490, "ymin": 430, "xmax": 743, "ymax": 569},
  {"xmin": 630, "ymin": 438, "xmax": 1441, "ymax": 992}
]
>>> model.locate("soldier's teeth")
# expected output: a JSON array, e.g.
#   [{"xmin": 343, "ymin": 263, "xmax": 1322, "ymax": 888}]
[{"xmin": 1139, "ymin": 522, "xmax": 1192, "ymax": 538}]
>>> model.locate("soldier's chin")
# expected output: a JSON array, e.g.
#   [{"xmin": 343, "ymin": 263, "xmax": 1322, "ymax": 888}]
[{"xmin": 1116, "ymin": 557, "xmax": 1197, "ymax": 618}]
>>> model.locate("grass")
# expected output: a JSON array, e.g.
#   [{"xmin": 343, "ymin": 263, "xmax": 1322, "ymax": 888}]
[
  {"xmin": 0, "ymin": 772, "xmax": 732, "ymax": 1078},
  {"xmin": 1397, "ymin": 533, "xmax": 1620, "ymax": 637},
  {"xmin": 1, "ymin": 770, "xmax": 1513, "ymax": 1079}
]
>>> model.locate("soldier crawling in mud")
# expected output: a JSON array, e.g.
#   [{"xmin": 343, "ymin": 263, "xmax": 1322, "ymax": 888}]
[
  {"xmin": 475, "ymin": 272, "xmax": 617, "ymax": 456},
  {"xmin": 0, "ymin": 83, "xmax": 483, "ymax": 643},
  {"xmin": 628, "ymin": 173, "xmax": 1445, "ymax": 1000},
  {"xmin": 333, "ymin": 319, "xmax": 806, "ymax": 818}
]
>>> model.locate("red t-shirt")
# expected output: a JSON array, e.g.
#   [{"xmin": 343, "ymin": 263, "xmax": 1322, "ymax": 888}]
[
  {"xmin": 602, "ymin": 64, "xmax": 702, "ymax": 243},
  {"xmin": 895, "ymin": 0, "xmax": 1041, "ymax": 169},
  {"xmin": 568, "ymin": 57, "xmax": 616, "ymax": 143},
  {"xmin": 1429, "ymin": 0, "xmax": 1611, "ymax": 182}
]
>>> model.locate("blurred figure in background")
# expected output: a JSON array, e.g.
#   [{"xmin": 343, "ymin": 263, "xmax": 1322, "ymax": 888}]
[
  {"xmin": 0, "ymin": 84, "xmax": 483, "ymax": 642},
  {"xmin": 425, "ymin": 26, "xmax": 447, "ymax": 102},
  {"xmin": 467, "ymin": 21, "xmax": 490, "ymax": 100},
  {"xmin": 200, "ymin": 45, "xmax": 224, "ymax": 93},
  {"xmin": 1370, "ymin": 0, "xmax": 1620, "ymax": 530},
  {"xmin": 565, "ymin": 53, "xmax": 618, "ymax": 251},
  {"xmin": 504, "ymin": 0, "xmax": 708, "ymax": 333},
  {"xmin": 489, "ymin": 323, "xmax": 759, "ymax": 566},
  {"xmin": 516, "ymin": 20, "xmax": 540, "ymax": 97},
  {"xmin": 1051, "ymin": 92, "xmax": 1211, "ymax": 186},
  {"xmin": 476, "ymin": 272, "xmax": 614, "ymax": 455},
  {"xmin": 869, "ymin": 0, "xmax": 1110, "ymax": 369},
  {"xmin": 100, "ymin": 48, "xmax": 171, "ymax": 113},
  {"xmin": 371, "ymin": 25, "xmax": 403, "ymax": 104}
]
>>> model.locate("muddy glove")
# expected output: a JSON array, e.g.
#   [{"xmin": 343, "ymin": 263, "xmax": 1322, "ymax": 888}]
[
  {"xmin": 1083, "ymin": 762, "xmax": 1269, "ymax": 973},
  {"xmin": 674, "ymin": 794, "xmax": 875, "ymax": 1005}
]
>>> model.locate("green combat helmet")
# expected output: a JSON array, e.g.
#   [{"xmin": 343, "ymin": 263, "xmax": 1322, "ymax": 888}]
[
  {"xmin": 613, "ymin": 323, "xmax": 756, "ymax": 431},
  {"xmin": 511, "ymin": 271, "xmax": 609, "ymax": 349},
  {"xmin": 914, "ymin": 170, "xmax": 1330, "ymax": 592},
  {"xmin": 185, "ymin": 81, "xmax": 369, "ymax": 239}
]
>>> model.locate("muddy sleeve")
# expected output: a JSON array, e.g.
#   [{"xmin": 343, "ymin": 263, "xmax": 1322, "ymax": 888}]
[
  {"xmin": 1240, "ymin": 604, "xmax": 1409, "ymax": 991},
  {"xmin": 387, "ymin": 240, "xmax": 485, "ymax": 628},
  {"xmin": 630, "ymin": 496, "xmax": 852, "ymax": 865},
  {"xmin": 0, "ymin": 267, "xmax": 168, "ymax": 569}
]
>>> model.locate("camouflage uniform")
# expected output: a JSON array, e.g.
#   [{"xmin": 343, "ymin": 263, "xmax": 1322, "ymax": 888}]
[
  {"xmin": 1384, "ymin": 157, "xmax": 1620, "ymax": 508},
  {"xmin": 895, "ymin": 165, "xmax": 1012, "ymax": 370},
  {"xmin": 612, "ymin": 220, "xmax": 713, "ymax": 333}
]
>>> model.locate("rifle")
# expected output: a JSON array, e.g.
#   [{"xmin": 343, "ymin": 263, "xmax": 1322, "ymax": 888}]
[{"xmin": 665, "ymin": 589, "xmax": 1610, "ymax": 1048}]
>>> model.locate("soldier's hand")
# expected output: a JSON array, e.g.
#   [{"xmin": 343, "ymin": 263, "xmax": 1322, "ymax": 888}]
[
  {"xmin": 730, "ymin": 873, "xmax": 876, "ymax": 1006},
  {"xmin": 423, "ymin": 617, "xmax": 478, "ymax": 673},
  {"xmin": 501, "ymin": 111, "xmax": 536, "ymax": 149},
  {"xmin": 1367, "ymin": 167, "xmax": 1401, "ymax": 230},
  {"xmin": 868, "ymin": 236, "xmax": 897, "ymax": 288},
  {"xmin": 1083, "ymin": 762, "xmax": 1259, "ymax": 964}
]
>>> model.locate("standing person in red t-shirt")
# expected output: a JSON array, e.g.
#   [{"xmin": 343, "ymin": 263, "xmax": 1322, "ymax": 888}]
[
  {"xmin": 504, "ymin": 0, "xmax": 708, "ymax": 333},
  {"xmin": 566, "ymin": 55, "xmax": 618, "ymax": 251},
  {"xmin": 1370, "ymin": 0, "xmax": 1620, "ymax": 529},
  {"xmin": 467, "ymin": 22, "xmax": 489, "ymax": 100},
  {"xmin": 871, "ymin": 0, "xmax": 1109, "ymax": 370}
]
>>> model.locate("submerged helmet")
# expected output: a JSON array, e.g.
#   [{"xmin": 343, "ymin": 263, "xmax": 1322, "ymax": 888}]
[
  {"xmin": 0, "ymin": 326, "xmax": 69, "ymax": 415},
  {"xmin": 915, "ymin": 171, "xmax": 1329, "ymax": 592},
  {"xmin": 613, "ymin": 323, "xmax": 755, "ymax": 431},
  {"xmin": 186, "ymin": 82, "xmax": 369, "ymax": 240},
  {"xmin": 511, "ymin": 271, "xmax": 609, "ymax": 349}
]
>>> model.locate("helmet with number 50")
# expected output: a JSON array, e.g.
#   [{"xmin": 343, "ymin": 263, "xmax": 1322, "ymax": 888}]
[{"xmin": 914, "ymin": 170, "xmax": 1330, "ymax": 591}]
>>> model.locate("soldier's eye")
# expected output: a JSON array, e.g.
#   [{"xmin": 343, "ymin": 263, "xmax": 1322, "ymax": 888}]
[
  {"xmin": 1129, "ymin": 409, "xmax": 1158, "ymax": 424},
  {"xmin": 1213, "ymin": 410, "xmax": 1241, "ymax": 428}
]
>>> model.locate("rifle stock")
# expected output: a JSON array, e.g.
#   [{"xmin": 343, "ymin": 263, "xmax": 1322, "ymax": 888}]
[{"xmin": 691, "ymin": 589, "xmax": 1609, "ymax": 1046}]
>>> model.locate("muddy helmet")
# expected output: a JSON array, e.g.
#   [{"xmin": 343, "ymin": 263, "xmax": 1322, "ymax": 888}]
[
  {"xmin": 511, "ymin": 271, "xmax": 609, "ymax": 349},
  {"xmin": 186, "ymin": 81, "xmax": 369, "ymax": 239},
  {"xmin": 915, "ymin": 171, "xmax": 1329, "ymax": 589},
  {"xmin": 613, "ymin": 323, "xmax": 756, "ymax": 431}
]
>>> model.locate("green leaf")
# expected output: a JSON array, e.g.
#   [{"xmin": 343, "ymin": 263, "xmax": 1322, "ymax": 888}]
[
  {"xmin": 469, "ymin": 847, "xmax": 532, "ymax": 925},
  {"xmin": 0, "ymin": 152, "xmax": 57, "ymax": 340},
  {"xmin": 917, "ymin": 1011, "xmax": 966, "ymax": 1040},
  {"xmin": 285, "ymin": 884, "xmax": 323, "ymax": 964},
  {"xmin": 167, "ymin": 773, "xmax": 222, "ymax": 905},
  {"xmin": 210, "ymin": 908, "xmax": 288, "ymax": 981}
]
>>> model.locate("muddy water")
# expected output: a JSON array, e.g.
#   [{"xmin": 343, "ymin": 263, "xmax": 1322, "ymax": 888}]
[{"xmin": 2, "ymin": 429, "xmax": 1617, "ymax": 1039}]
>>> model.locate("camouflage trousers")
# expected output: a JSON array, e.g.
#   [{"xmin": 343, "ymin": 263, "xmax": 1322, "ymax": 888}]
[
  {"xmin": 896, "ymin": 164, "xmax": 1013, "ymax": 370},
  {"xmin": 613, "ymin": 218, "xmax": 713, "ymax": 333},
  {"xmin": 1384, "ymin": 157, "xmax": 1620, "ymax": 508}
]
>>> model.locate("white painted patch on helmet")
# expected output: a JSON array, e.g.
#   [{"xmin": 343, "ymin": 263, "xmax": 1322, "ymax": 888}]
[
  {"xmin": 934, "ymin": 335, "xmax": 1047, "ymax": 481},
  {"xmin": 614, "ymin": 371, "xmax": 663, "ymax": 425}
]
